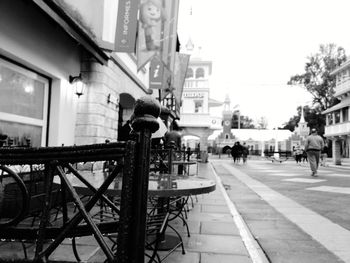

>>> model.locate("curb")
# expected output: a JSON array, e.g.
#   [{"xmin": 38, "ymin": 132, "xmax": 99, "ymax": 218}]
[{"xmin": 209, "ymin": 162, "xmax": 270, "ymax": 263}]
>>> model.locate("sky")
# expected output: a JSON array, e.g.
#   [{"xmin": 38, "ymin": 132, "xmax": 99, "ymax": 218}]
[{"xmin": 177, "ymin": 0, "xmax": 350, "ymax": 128}]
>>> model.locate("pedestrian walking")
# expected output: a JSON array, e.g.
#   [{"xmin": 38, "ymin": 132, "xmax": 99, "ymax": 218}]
[
  {"xmin": 231, "ymin": 141, "xmax": 243, "ymax": 163},
  {"xmin": 304, "ymin": 128, "xmax": 324, "ymax": 177},
  {"xmin": 242, "ymin": 142, "xmax": 249, "ymax": 164},
  {"xmin": 293, "ymin": 144, "xmax": 303, "ymax": 165},
  {"xmin": 320, "ymin": 140, "xmax": 329, "ymax": 167},
  {"xmin": 301, "ymin": 149, "xmax": 308, "ymax": 163}
]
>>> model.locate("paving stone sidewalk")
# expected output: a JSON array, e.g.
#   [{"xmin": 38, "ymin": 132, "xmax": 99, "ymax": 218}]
[
  {"xmin": 162, "ymin": 162, "xmax": 255, "ymax": 263},
  {"xmin": 0, "ymin": 162, "xmax": 256, "ymax": 263}
]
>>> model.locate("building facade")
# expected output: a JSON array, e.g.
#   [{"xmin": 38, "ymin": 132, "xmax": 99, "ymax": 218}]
[
  {"xmin": 323, "ymin": 59, "xmax": 350, "ymax": 164},
  {"xmin": 177, "ymin": 42, "xmax": 222, "ymax": 161},
  {"xmin": 211, "ymin": 95, "xmax": 296, "ymax": 156},
  {"xmin": 0, "ymin": 1, "xmax": 179, "ymax": 149}
]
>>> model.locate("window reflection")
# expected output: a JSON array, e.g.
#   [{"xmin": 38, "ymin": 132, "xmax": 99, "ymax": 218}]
[
  {"xmin": 342, "ymin": 107, "xmax": 349, "ymax": 122},
  {"xmin": 0, "ymin": 59, "xmax": 48, "ymax": 147},
  {"xmin": 0, "ymin": 65, "xmax": 44, "ymax": 119}
]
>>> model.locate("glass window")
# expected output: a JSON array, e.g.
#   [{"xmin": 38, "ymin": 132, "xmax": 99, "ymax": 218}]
[
  {"xmin": 194, "ymin": 100, "xmax": 203, "ymax": 113},
  {"xmin": 334, "ymin": 110, "xmax": 341, "ymax": 123},
  {"xmin": 343, "ymin": 107, "xmax": 349, "ymax": 122},
  {"xmin": 186, "ymin": 68, "xmax": 193, "ymax": 78},
  {"xmin": 195, "ymin": 68, "xmax": 205, "ymax": 78},
  {"xmin": 327, "ymin": 113, "xmax": 333, "ymax": 125},
  {"xmin": 0, "ymin": 58, "xmax": 49, "ymax": 147}
]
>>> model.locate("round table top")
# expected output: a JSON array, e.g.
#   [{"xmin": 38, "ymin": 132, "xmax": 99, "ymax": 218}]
[
  {"xmin": 65, "ymin": 171, "xmax": 216, "ymax": 197},
  {"xmin": 171, "ymin": 160, "xmax": 197, "ymax": 165}
]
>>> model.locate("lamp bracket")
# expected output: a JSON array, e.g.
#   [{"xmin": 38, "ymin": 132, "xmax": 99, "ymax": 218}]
[
  {"xmin": 107, "ymin": 94, "xmax": 119, "ymax": 108},
  {"xmin": 69, "ymin": 73, "xmax": 82, "ymax": 83}
]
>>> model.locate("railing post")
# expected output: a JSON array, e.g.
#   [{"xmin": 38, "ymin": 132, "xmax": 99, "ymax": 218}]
[{"xmin": 116, "ymin": 96, "xmax": 160, "ymax": 263}]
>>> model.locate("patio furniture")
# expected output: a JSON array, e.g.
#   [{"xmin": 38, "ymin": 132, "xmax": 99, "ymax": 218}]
[{"xmin": 0, "ymin": 96, "xmax": 160, "ymax": 263}]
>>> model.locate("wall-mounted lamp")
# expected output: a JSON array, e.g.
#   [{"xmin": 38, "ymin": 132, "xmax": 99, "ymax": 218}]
[
  {"xmin": 107, "ymin": 94, "xmax": 119, "ymax": 108},
  {"xmin": 69, "ymin": 73, "xmax": 85, "ymax": 97}
]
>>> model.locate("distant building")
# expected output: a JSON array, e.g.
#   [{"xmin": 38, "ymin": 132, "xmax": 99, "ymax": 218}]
[
  {"xmin": 178, "ymin": 40, "xmax": 222, "ymax": 161},
  {"xmin": 322, "ymin": 60, "xmax": 350, "ymax": 164},
  {"xmin": 210, "ymin": 95, "xmax": 293, "ymax": 155}
]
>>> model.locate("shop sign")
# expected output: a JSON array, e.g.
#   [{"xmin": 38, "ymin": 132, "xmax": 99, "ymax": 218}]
[
  {"xmin": 115, "ymin": 0, "xmax": 139, "ymax": 52},
  {"xmin": 183, "ymin": 92, "xmax": 204, "ymax": 98}
]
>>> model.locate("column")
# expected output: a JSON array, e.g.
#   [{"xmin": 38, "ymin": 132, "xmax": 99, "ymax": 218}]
[
  {"xmin": 332, "ymin": 138, "xmax": 342, "ymax": 165},
  {"xmin": 199, "ymin": 129, "xmax": 210, "ymax": 163}
]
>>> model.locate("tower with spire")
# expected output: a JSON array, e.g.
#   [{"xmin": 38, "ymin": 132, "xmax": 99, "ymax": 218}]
[
  {"xmin": 218, "ymin": 94, "xmax": 235, "ymax": 140},
  {"xmin": 294, "ymin": 106, "xmax": 310, "ymax": 139}
]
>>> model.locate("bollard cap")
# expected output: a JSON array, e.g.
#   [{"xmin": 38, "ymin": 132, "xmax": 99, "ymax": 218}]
[{"xmin": 132, "ymin": 96, "xmax": 160, "ymax": 133}]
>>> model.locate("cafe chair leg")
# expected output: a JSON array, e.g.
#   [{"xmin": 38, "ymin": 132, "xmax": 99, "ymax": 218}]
[
  {"xmin": 167, "ymin": 224, "xmax": 185, "ymax": 255},
  {"xmin": 71, "ymin": 237, "xmax": 82, "ymax": 262}
]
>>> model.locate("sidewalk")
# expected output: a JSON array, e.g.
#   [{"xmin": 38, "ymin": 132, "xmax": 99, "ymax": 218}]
[
  {"xmin": 0, "ymin": 161, "xmax": 265, "ymax": 263},
  {"xmin": 163, "ymin": 161, "xmax": 266, "ymax": 263},
  {"xmin": 326, "ymin": 158, "xmax": 350, "ymax": 170}
]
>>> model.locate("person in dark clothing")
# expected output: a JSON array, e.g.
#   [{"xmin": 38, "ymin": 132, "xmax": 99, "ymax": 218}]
[
  {"xmin": 294, "ymin": 144, "xmax": 303, "ymax": 165},
  {"xmin": 320, "ymin": 142, "xmax": 329, "ymax": 167},
  {"xmin": 302, "ymin": 149, "xmax": 308, "ymax": 163},
  {"xmin": 242, "ymin": 142, "xmax": 249, "ymax": 164},
  {"xmin": 164, "ymin": 130, "xmax": 182, "ymax": 150},
  {"xmin": 118, "ymin": 120, "xmax": 132, "ymax": 141},
  {"xmin": 231, "ymin": 141, "xmax": 243, "ymax": 163}
]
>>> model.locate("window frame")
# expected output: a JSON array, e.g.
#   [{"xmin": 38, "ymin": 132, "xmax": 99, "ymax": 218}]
[{"xmin": 0, "ymin": 58, "xmax": 49, "ymax": 146}]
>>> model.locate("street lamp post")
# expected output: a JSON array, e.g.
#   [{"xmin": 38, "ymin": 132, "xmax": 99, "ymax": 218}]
[{"xmin": 274, "ymin": 128, "xmax": 280, "ymax": 159}]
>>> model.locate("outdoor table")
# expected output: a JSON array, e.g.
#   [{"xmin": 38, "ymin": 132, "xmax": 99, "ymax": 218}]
[
  {"xmin": 59, "ymin": 171, "xmax": 216, "ymax": 252},
  {"xmin": 61, "ymin": 171, "xmax": 216, "ymax": 197}
]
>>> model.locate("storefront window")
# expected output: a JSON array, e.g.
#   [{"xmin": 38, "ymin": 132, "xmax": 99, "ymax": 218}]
[{"xmin": 0, "ymin": 58, "xmax": 49, "ymax": 147}]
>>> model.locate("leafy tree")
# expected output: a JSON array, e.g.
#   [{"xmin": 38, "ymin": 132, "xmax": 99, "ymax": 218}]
[
  {"xmin": 288, "ymin": 43, "xmax": 346, "ymax": 111},
  {"xmin": 231, "ymin": 110, "xmax": 255, "ymax": 129},
  {"xmin": 282, "ymin": 106, "xmax": 326, "ymax": 136}
]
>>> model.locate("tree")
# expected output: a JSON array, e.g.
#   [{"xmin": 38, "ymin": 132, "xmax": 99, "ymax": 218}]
[
  {"xmin": 288, "ymin": 43, "xmax": 346, "ymax": 111},
  {"xmin": 282, "ymin": 106, "xmax": 326, "ymax": 135},
  {"xmin": 231, "ymin": 110, "xmax": 255, "ymax": 129}
]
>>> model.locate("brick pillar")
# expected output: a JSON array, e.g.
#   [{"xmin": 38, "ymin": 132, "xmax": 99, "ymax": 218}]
[{"xmin": 333, "ymin": 138, "xmax": 342, "ymax": 165}]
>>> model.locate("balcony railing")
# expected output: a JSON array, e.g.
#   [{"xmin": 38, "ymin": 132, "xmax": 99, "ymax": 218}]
[
  {"xmin": 334, "ymin": 79, "xmax": 350, "ymax": 97},
  {"xmin": 184, "ymin": 79, "xmax": 209, "ymax": 89},
  {"xmin": 177, "ymin": 113, "xmax": 211, "ymax": 128},
  {"xmin": 325, "ymin": 121, "xmax": 350, "ymax": 136}
]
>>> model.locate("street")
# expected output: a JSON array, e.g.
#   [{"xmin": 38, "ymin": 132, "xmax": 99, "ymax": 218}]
[{"xmin": 211, "ymin": 157, "xmax": 350, "ymax": 263}]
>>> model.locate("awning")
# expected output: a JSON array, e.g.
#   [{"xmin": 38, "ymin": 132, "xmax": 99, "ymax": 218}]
[
  {"xmin": 322, "ymin": 99, "xmax": 350, "ymax": 114},
  {"xmin": 32, "ymin": 0, "xmax": 109, "ymax": 65},
  {"xmin": 208, "ymin": 98, "xmax": 223, "ymax": 107}
]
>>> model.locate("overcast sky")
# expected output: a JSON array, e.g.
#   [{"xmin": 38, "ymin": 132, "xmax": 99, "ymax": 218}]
[{"xmin": 177, "ymin": 0, "xmax": 350, "ymax": 128}]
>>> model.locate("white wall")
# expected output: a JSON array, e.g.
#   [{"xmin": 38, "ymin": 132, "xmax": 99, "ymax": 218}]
[{"xmin": 0, "ymin": 1, "xmax": 82, "ymax": 146}]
